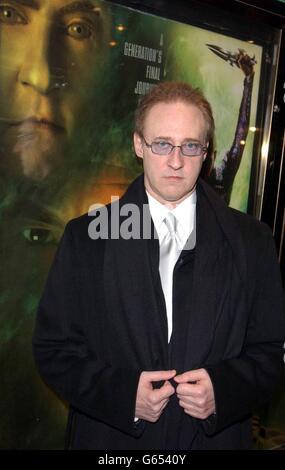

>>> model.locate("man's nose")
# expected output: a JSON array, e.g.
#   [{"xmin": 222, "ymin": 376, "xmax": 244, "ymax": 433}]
[
  {"xmin": 17, "ymin": 29, "xmax": 55, "ymax": 95},
  {"xmin": 167, "ymin": 146, "xmax": 184, "ymax": 169}
]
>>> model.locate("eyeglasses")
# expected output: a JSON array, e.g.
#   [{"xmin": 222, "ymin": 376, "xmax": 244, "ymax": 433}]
[{"xmin": 142, "ymin": 136, "xmax": 207, "ymax": 157}]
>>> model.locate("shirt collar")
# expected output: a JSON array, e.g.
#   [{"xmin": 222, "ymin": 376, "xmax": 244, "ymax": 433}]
[
  {"xmin": 146, "ymin": 189, "xmax": 197, "ymax": 245},
  {"xmin": 146, "ymin": 192, "xmax": 169, "ymax": 231}
]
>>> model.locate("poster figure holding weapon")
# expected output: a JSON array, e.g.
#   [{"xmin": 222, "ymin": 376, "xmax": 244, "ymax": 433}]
[{"xmin": 205, "ymin": 44, "xmax": 257, "ymax": 205}]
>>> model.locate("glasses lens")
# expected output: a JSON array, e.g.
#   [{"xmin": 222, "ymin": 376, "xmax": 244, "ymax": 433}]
[
  {"xmin": 152, "ymin": 141, "xmax": 172, "ymax": 155},
  {"xmin": 182, "ymin": 143, "xmax": 201, "ymax": 156}
]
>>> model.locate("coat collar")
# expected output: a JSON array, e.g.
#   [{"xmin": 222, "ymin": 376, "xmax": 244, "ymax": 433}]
[
  {"xmin": 196, "ymin": 178, "xmax": 247, "ymax": 283},
  {"xmin": 120, "ymin": 174, "xmax": 247, "ymax": 283}
]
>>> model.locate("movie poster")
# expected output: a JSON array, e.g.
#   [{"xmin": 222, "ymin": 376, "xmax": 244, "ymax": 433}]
[{"xmin": 1, "ymin": 0, "xmax": 281, "ymax": 449}]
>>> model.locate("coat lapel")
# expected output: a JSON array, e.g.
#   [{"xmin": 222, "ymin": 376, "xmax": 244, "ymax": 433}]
[
  {"xmin": 183, "ymin": 188, "xmax": 223, "ymax": 369},
  {"xmin": 183, "ymin": 179, "xmax": 246, "ymax": 369},
  {"xmin": 103, "ymin": 175, "xmax": 168, "ymax": 370}
]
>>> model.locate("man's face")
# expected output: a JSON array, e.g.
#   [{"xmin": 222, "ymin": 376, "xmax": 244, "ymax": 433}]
[
  {"xmin": 134, "ymin": 100, "xmax": 208, "ymax": 207},
  {"xmin": 0, "ymin": 0, "xmax": 110, "ymax": 180}
]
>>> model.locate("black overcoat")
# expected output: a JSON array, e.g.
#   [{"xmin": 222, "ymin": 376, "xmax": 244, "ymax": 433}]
[{"xmin": 33, "ymin": 175, "xmax": 285, "ymax": 449}]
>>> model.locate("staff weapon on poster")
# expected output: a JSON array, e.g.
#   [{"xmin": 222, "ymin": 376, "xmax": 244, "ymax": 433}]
[
  {"xmin": 206, "ymin": 44, "xmax": 257, "ymax": 69},
  {"xmin": 204, "ymin": 43, "xmax": 257, "ymax": 205}
]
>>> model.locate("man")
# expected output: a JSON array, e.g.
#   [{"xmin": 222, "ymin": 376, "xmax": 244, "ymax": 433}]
[{"xmin": 33, "ymin": 81, "xmax": 285, "ymax": 450}]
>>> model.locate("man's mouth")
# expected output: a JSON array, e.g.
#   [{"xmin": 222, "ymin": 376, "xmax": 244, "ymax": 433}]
[{"xmin": 164, "ymin": 176, "xmax": 183, "ymax": 180}]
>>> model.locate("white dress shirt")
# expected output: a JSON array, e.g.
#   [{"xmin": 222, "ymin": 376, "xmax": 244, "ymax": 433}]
[{"xmin": 147, "ymin": 190, "xmax": 197, "ymax": 340}]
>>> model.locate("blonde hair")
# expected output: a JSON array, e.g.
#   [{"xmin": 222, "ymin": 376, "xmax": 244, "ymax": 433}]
[{"xmin": 134, "ymin": 81, "xmax": 215, "ymax": 144}]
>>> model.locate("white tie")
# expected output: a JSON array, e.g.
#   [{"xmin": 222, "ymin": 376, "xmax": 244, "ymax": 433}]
[{"xmin": 159, "ymin": 213, "xmax": 181, "ymax": 342}]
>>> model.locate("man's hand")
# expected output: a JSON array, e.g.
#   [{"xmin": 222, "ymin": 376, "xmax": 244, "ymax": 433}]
[
  {"xmin": 135, "ymin": 370, "xmax": 176, "ymax": 422},
  {"xmin": 174, "ymin": 369, "xmax": 216, "ymax": 420}
]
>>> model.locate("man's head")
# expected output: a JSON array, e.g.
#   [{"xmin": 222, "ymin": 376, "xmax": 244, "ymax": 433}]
[
  {"xmin": 0, "ymin": 0, "xmax": 111, "ymax": 180},
  {"xmin": 133, "ymin": 81, "xmax": 215, "ymax": 207}
]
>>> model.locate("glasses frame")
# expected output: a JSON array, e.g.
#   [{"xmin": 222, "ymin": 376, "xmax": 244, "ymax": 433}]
[{"xmin": 142, "ymin": 136, "xmax": 207, "ymax": 157}]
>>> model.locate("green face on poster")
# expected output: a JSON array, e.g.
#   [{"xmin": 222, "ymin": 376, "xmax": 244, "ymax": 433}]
[
  {"xmin": 0, "ymin": 0, "xmax": 135, "ymax": 449},
  {"xmin": 0, "ymin": 0, "xmax": 115, "ymax": 180}
]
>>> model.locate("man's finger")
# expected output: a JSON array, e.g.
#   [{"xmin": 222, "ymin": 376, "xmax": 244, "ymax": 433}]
[
  {"xmin": 174, "ymin": 368, "xmax": 205, "ymax": 383},
  {"xmin": 142, "ymin": 369, "xmax": 176, "ymax": 383},
  {"xmin": 176, "ymin": 383, "xmax": 199, "ymax": 396},
  {"xmin": 152, "ymin": 381, "xmax": 175, "ymax": 401}
]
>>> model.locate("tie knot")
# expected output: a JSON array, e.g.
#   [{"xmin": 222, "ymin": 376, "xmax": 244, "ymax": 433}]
[{"xmin": 164, "ymin": 212, "xmax": 177, "ymax": 236}]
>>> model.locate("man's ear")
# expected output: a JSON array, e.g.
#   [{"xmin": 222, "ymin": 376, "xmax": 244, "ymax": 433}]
[{"xmin": 133, "ymin": 133, "xmax": 144, "ymax": 159}]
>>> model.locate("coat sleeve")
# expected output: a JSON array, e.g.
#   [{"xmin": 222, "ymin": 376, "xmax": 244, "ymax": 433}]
[
  {"xmin": 203, "ymin": 224, "xmax": 285, "ymax": 435},
  {"xmin": 32, "ymin": 220, "xmax": 143, "ymax": 438}
]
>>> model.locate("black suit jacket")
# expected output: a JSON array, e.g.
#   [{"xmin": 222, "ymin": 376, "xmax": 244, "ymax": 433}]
[{"xmin": 33, "ymin": 175, "xmax": 285, "ymax": 449}]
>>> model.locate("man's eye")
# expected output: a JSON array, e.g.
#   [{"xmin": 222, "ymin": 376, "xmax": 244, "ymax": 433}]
[
  {"xmin": 186, "ymin": 142, "xmax": 198, "ymax": 149},
  {"xmin": 66, "ymin": 21, "xmax": 93, "ymax": 40},
  {"xmin": 23, "ymin": 228, "xmax": 57, "ymax": 245},
  {"xmin": 0, "ymin": 5, "xmax": 27, "ymax": 25},
  {"xmin": 157, "ymin": 141, "xmax": 171, "ymax": 148},
  {"xmin": 184, "ymin": 142, "xmax": 199, "ymax": 151}
]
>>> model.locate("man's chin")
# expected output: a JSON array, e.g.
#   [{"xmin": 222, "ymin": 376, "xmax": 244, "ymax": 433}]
[
  {"xmin": 160, "ymin": 189, "xmax": 196, "ymax": 206},
  {"xmin": 163, "ymin": 190, "xmax": 188, "ymax": 202}
]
